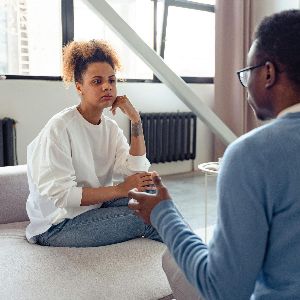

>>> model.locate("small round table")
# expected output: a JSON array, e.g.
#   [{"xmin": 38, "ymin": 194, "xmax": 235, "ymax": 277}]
[{"xmin": 198, "ymin": 162, "xmax": 219, "ymax": 243}]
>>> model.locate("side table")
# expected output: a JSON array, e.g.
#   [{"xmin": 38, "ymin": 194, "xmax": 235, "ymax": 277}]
[{"xmin": 198, "ymin": 162, "xmax": 219, "ymax": 243}]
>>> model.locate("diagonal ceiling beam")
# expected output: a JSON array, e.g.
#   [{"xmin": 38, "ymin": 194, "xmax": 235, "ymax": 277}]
[{"xmin": 83, "ymin": 0, "xmax": 237, "ymax": 145}]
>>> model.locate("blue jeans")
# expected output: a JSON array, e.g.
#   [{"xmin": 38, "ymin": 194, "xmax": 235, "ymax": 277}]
[{"xmin": 35, "ymin": 198, "xmax": 162, "ymax": 247}]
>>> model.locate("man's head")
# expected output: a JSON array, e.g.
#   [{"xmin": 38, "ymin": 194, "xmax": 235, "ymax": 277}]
[
  {"xmin": 238, "ymin": 9, "xmax": 300, "ymax": 120},
  {"xmin": 254, "ymin": 9, "xmax": 300, "ymax": 87}
]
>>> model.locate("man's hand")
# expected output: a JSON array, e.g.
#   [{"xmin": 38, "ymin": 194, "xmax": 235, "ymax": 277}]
[{"xmin": 128, "ymin": 171, "xmax": 172, "ymax": 224}]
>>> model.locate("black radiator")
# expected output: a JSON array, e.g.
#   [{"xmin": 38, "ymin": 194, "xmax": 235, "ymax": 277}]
[
  {"xmin": 140, "ymin": 112, "xmax": 197, "ymax": 164},
  {"xmin": 0, "ymin": 118, "xmax": 17, "ymax": 167}
]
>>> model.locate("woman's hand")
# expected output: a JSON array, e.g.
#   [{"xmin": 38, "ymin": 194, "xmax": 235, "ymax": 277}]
[
  {"xmin": 128, "ymin": 171, "xmax": 171, "ymax": 224},
  {"xmin": 117, "ymin": 172, "xmax": 155, "ymax": 197},
  {"xmin": 110, "ymin": 95, "xmax": 140, "ymax": 123}
]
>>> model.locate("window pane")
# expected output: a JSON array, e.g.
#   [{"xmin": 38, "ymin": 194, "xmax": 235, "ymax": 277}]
[
  {"xmin": 74, "ymin": 0, "xmax": 154, "ymax": 80},
  {"xmin": 163, "ymin": 7, "xmax": 215, "ymax": 77},
  {"xmin": 193, "ymin": 0, "xmax": 216, "ymax": 4},
  {"xmin": 0, "ymin": 0, "xmax": 62, "ymax": 76}
]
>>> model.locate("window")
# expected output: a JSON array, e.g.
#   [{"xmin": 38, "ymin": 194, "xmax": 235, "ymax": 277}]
[
  {"xmin": 74, "ymin": 0, "xmax": 154, "ymax": 80},
  {"xmin": 160, "ymin": 2, "xmax": 215, "ymax": 78},
  {"xmin": 0, "ymin": 0, "xmax": 215, "ymax": 82},
  {"xmin": 0, "ymin": 0, "xmax": 62, "ymax": 77}
]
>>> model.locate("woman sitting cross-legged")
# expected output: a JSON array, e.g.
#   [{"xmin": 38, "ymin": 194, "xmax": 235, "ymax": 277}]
[{"xmin": 25, "ymin": 39, "xmax": 162, "ymax": 247}]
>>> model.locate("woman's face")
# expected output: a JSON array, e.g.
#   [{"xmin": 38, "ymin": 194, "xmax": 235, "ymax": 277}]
[{"xmin": 76, "ymin": 61, "xmax": 117, "ymax": 110}]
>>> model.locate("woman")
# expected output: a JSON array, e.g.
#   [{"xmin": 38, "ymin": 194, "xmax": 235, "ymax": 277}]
[{"xmin": 25, "ymin": 40, "xmax": 161, "ymax": 247}]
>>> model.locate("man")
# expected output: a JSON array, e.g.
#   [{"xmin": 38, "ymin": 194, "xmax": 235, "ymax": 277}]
[{"xmin": 128, "ymin": 9, "xmax": 300, "ymax": 300}]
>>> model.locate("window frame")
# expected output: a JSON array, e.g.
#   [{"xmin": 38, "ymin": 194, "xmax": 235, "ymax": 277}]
[
  {"xmin": 156, "ymin": 0, "xmax": 214, "ymax": 83},
  {"xmin": 1, "ymin": 0, "xmax": 214, "ymax": 83}
]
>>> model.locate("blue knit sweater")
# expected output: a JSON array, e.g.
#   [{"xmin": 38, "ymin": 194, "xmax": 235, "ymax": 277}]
[{"xmin": 151, "ymin": 112, "xmax": 300, "ymax": 300}]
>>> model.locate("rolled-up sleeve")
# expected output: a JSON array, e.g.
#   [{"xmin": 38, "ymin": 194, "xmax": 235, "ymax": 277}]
[
  {"xmin": 126, "ymin": 153, "xmax": 151, "ymax": 171},
  {"xmin": 113, "ymin": 127, "xmax": 150, "ymax": 177}
]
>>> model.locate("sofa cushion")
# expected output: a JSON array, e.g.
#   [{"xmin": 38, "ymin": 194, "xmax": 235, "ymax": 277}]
[
  {"xmin": 0, "ymin": 222, "xmax": 171, "ymax": 300},
  {"xmin": 0, "ymin": 165, "xmax": 29, "ymax": 223}
]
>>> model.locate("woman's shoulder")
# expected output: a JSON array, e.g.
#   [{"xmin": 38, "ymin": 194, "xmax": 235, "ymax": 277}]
[
  {"xmin": 43, "ymin": 106, "xmax": 78, "ymax": 137},
  {"xmin": 48, "ymin": 105, "xmax": 77, "ymax": 124}
]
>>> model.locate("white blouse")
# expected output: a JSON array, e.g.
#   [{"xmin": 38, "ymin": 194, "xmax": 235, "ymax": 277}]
[{"xmin": 26, "ymin": 106, "xmax": 150, "ymax": 242}]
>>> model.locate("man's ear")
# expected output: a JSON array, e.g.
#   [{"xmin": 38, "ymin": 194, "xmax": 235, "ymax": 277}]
[{"xmin": 265, "ymin": 61, "xmax": 276, "ymax": 88}]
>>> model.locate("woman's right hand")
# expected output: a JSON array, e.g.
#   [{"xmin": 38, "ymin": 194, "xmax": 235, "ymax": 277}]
[
  {"xmin": 110, "ymin": 95, "xmax": 140, "ymax": 123},
  {"xmin": 117, "ymin": 172, "xmax": 155, "ymax": 196}
]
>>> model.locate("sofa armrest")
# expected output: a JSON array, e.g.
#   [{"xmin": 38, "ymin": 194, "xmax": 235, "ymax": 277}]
[{"xmin": 0, "ymin": 165, "xmax": 29, "ymax": 224}]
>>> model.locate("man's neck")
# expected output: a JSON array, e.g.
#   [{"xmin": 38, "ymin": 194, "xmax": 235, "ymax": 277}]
[{"xmin": 277, "ymin": 102, "xmax": 300, "ymax": 117}]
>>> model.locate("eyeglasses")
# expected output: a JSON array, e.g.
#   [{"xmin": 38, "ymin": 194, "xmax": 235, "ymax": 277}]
[{"xmin": 236, "ymin": 63, "xmax": 265, "ymax": 88}]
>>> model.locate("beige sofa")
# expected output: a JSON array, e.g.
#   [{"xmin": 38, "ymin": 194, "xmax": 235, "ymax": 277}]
[{"xmin": 0, "ymin": 165, "xmax": 172, "ymax": 300}]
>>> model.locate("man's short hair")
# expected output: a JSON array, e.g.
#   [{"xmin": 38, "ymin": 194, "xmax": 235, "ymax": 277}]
[{"xmin": 254, "ymin": 9, "xmax": 300, "ymax": 86}]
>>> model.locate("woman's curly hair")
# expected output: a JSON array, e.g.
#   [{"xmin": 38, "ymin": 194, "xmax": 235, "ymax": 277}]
[{"xmin": 62, "ymin": 40, "xmax": 122, "ymax": 85}]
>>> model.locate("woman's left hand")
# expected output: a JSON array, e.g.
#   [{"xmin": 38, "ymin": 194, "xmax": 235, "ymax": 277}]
[
  {"xmin": 128, "ymin": 171, "xmax": 171, "ymax": 224},
  {"xmin": 110, "ymin": 95, "xmax": 140, "ymax": 123}
]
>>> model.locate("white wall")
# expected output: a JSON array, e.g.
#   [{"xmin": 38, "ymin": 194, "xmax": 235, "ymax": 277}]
[
  {"xmin": 251, "ymin": 0, "xmax": 300, "ymax": 32},
  {"xmin": 3, "ymin": 0, "xmax": 297, "ymax": 175},
  {"xmin": 0, "ymin": 79, "xmax": 214, "ymax": 175}
]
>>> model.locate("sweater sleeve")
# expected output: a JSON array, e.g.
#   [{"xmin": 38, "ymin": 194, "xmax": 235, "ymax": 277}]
[
  {"xmin": 113, "ymin": 126, "xmax": 150, "ymax": 177},
  {"xmin": 151, "ymin": 140, "xmax": 269, "ymax": 300},
  {"xmin": 29, "ymin": 129, "xmax": 82, "ymax": 208}
]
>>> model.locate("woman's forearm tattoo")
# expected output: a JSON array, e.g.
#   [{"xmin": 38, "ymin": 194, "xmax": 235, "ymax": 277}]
[{"xmin": 131, "ymin": 120, "xmax": 143, "ymax": 137}]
